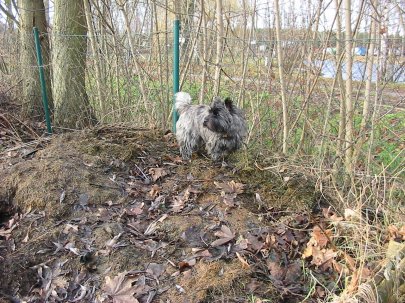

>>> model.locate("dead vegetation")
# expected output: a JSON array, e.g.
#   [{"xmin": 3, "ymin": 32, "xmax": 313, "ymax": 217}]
[{"xmin": 0, "ymin": 102, "xmax": 404, "ymax": 303}]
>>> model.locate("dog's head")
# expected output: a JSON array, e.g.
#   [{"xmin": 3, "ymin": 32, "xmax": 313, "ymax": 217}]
[{"xmin": 203, "ymin": 97, "xmax": 245, "ymax": 137}]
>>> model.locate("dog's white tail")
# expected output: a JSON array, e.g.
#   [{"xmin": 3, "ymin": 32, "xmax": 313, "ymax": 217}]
[{"xmin": 175, "ymin": 92, "xmax": 192, "ymax": 115}]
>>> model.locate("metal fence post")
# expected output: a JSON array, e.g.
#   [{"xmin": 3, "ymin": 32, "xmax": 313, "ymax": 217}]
[{"xmin": 33, "ymin": 27, "xmax": 52, "ymax": 134}]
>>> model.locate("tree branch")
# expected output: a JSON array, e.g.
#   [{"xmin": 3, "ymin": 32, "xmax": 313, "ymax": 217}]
[{"xmin": 0, "ymin": 3, "xmax": 19, "ymax": 26}]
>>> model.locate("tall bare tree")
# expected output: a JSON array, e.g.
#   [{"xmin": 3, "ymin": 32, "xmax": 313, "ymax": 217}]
[
  {"xmin": 379, "ymin": 1, "xmax": 389, "ymax": 81},
  {"xmin": 275, "ymin": 0, "xmax": 288, "ymax": 154},
  {"xmin": 118, "ymin": 0, "xmax": 151, "ymax": 122},
  {"xmin": 83, "ymin": 0, "xmax": 105, "ymax": 117},
  {"xmin": 44, "ymin": 0, "xmax": 50, "ymax": 25},
  {"xmin": 237, "ymin": 0, "xmax": 256, "ymax": 108},
  {"xmin": 335, "ymin": 0, "xmax": 346, "ymax": 163},
  {"xmin": 199, "ymin": 0, "xmax": 208, "ymax": 104},
  {"xmin": 344, "ymin": 0, "xmax": 354, "ymax": 175},
  {"xmin": 52, "ymin": 0, "xmax": 96, "ymax": 128},
  {"xmin": 19, "ymin": 0, "xmax": 53, "ymax": 118},
  {"xmin": 4, "ymin": 0, "xmax": 14, "ymax": 29},
  {"xmin": 213, "ymin": 0, "xmax": 224, "ymax": 95},
  {"xmin": 353, "ymin": 0, "xmax": 377, "ymax": 166}
]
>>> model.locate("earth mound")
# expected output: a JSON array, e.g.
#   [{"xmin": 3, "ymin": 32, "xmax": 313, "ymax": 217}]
[{"xmin": 0, "ymin": 125, "xmax": 340, "ymax": 303}]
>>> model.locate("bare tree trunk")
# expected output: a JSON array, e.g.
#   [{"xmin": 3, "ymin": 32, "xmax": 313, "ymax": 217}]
[
  {"xmin": 213, "ymin": 0, "xmax": 224, "ymax": 95},
  {"xmin": 153, "ymin": 2, "xmax": 167, "ymax": 127},
  {"xmin": 237, "ymin": 0, "xmax": 256, "ymax": 108},
  {"xmin": 20, "ymin": 0, "xmax": 53, "ymax": 118},
  {"xmin": 396, "ymin": 3, "xmax": 405, "ymax": 58},
  {"xmin": 344, "ymin": 0, "xmax": 354, "ymax": 175},
  {"xmin": 296, "ymin": 0, "xmax": 322, "ymax": 155},
  {"xmin": 275, "ymin": 0, "xmax": 288, "ymax": 154},
  {"xmin": 44, "ymin": 0, "xmax": 50, "ymax": 25},
  {"xmin": 199, "ymin": 0, "xmax": 208, "ymax": 104},
  {"xmin": 367, "ymin": 0, "xmax": 382, "ymax": 174},
  {"xmin": 118, "ymin": 0, "xmax": 152, "ymax": 123},
  {"xmin": 101, "ymin": 0, "xmax": 124, "ymax": 120},
  {"xmin": 5, "ymin": 0, "xmax": 14, "ymax": 29},
  {"xmin": 180, "ymin": 5, "xmax": 203, "ymax": 88},
  {"xmin": 379, "ymin": 1, "xmax": 388, "ymax": 81},
  {"xmin": 353, "ymin": 0, "xmax": 377, "ymax": 165},
  {"xmin": 53, "ymin": 0, "xmax": 96, "ymax": 128},
  {"xmin": 237, "ymin": 0, "xmax": 248, "ymax": 107},
  {"xmin": 333, "ymin": 0, "xmax": 346, "ymax": 166},
  {"xmin": 83, "ymin": 0, "xmax": 106, "ymax": 118}
]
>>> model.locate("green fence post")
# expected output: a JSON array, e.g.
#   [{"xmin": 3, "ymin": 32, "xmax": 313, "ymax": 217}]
[
  {"xmin": 33, "ymin": 27, "xmax": 52, "ymax": 134},
  {"xmin": 173, "ymin": 19, "xmax": 180, "ymax": 133}
]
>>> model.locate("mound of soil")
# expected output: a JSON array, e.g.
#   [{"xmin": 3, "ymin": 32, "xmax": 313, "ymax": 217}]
[{"xmin": 0, "ymin": 125, "xmax": 337, "ymax": 303}]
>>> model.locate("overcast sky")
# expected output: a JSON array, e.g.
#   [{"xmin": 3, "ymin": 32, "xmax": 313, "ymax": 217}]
[{"xmin": 0, "ymin": 0, "xmax": 404, "ymax": 35}]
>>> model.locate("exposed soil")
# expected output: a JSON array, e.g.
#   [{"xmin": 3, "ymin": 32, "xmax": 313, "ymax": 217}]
[{"xmin": 0, "ymin": 101, "xmax": 378, "ymax": 303}]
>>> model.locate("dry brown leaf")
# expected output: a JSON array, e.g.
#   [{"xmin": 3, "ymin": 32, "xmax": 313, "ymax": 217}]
[
  {"xmin": 220, "ymin": 192, "xmax": 237, "ymax": 207},
  {"xmin": 106, "ymin": 233, "xmax": 123, "ymax": 249},
  {"xmin": 146, "ymin": 263, "xmax": 165, "ymax": 279},
  {"xmin": 344, "ymin": 208, "xmax": 361, "ymax": 220},
  {"xmin": 64, "ymin": 242, "xmax": 80, "ymax": 255},
  {"xmin": 311, "ymin": 247, "xmax": 337, "ymax": 266},
  {"xmin": 235, "ymin": 252, "xmax": 250, "ymax": 269},
  {"xmin": 103, "ymin": 272, "xmax": 139, "ymax": 303},
  {"xmin": 173, "ymin": 156, "xmax": 183, "ymax": 163},
  {"xmin": 178, "ymin": 260, "xmax": 195, "ymax": 271},
  {"xmin": 312, "ymin": 226, "xmax": 331, "ymax": 248},
  {"xmin": 302, "ymin": 245, "xmax": 314, "ymax": 259},
  {"xmin": 284, "ymin": 260, "xmax": 302, "ymax": 284},
  {"xmin": 347, "ymin": 270, "xmax": 360, "ymax": 294},
  {"xmin": 63, "ymin": 224, "xmax": 79, "ymax": 234},
  {"xmin": 0, "ymin": 225, "xmax": 17, "ymax": 240},
  {"xmin": 399, "ymin": 225, "xmax": 405, "ymax": 240},
  {"xmin": 148, "ymin": 184, "xmax": 160, "ymax": 198},
  {"xmin": 148, "ymin": 167, "xmax": 169, "ymax": 182},
  {"xmin": 234, "ymin": 238, "xmax": 249, "ymax": 251},
  {"xmin": 22, "ymin": 232, "xmax": 29, "ymax": 243},
  {"xmin": 126, "ymin": 204, "xmax": 144, "ymax": 216},
  {"xmin": 349, "ymin": 266, "xmax": 371, "ymax": 285},
  {"xmin": 172, "ymin": 187, "xmax": 190, "ymax": 212},
  {"xmin": 175, "ymin": 284, "xmax": 185, "ymax": 293},
  {"xmin": 211, "ymin": 225, "xmax": 235, "ymax": 247},
  {"xmin": 267, "ymin": 260, "xmax": 285, "ymax": 281},
  {"xmin": 246, "ymin": 279, "xmax": 262, "ymax": 292},
  {"xmin": 344, "ymin": 253, "xmax": 356, "ymax": 272},
  {"xmin": 190, "ymin": 249, "xmax": 212, "ymax": 259},
  {"xmin": 35, "ymin": 260, "xmax": 68, "ymax": 300},
  {"xmin": 322, "ymin": 208, "xmax": 343, "ymax": 222},
  {"xmin": 162, "ymin": 132, "xmax": 174, "ymax": 141},
  {"xmin": 386, "ymin": 239, "xmax": 405, "ymax": 259},
  {"xmin": 388, "ymin": 225, "xmax": 405, "ymax": 240},
  {"xmin": 144, "ymin": 214, "xmax": 168, "ymax": 236},
  {"xmin": 247, "ymin": 234, "xmax": 265, "ymax": 252},
  {"xmin": 158, "ymin": 214, "xmax": 168, "ymax": 222},
  {"xmin": 214, "ymin": 180, "xmax": 244, "ymax": 194}
]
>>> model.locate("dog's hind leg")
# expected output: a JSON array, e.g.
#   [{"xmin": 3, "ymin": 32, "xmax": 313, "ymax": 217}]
[
  {"xmin": 179, "ymin": 142, "xmax": 193, "ymax": 160},
  {"xmin": 179, "ymin": 132, "xmax": 200, "ymax": 160}
]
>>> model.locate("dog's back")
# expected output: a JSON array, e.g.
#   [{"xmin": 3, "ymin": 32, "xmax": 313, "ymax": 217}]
[{"xmin": 175, "ymin": 92, "xmax": 192, "ymax": 115}]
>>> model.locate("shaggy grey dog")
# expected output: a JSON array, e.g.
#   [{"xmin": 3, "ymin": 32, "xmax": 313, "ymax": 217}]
[{"xmin": 175, "ymin": 92, "xmax": 247, "ymax": 161}]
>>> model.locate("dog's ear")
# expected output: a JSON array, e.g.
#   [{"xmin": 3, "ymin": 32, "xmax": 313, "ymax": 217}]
[{"xmin": 224, "ymin": 97, "xmax": 234, "ymax": 112}]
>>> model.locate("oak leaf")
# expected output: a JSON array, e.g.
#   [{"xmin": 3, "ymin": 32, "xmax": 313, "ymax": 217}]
[
  {"xmin": 103, "ymin": 273, "xmax": 139, "ymax": 303},
  {"xmin": 211, "ymin": 225, "xmax": 235, "ymax": 247},
  {"xmin": 148, "ymin": 167, "xmax": 168, "ymax": 182}
]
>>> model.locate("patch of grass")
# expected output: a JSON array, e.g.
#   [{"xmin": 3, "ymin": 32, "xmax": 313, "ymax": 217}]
[{"xmin": 372, "ymin": 111, "xmax": 405, "ymax": 174}]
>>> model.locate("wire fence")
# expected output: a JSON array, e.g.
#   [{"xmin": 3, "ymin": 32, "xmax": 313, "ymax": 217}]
[{"xmin": 0, "ymin": 18, "xmax": 404, "ymax": 176}]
